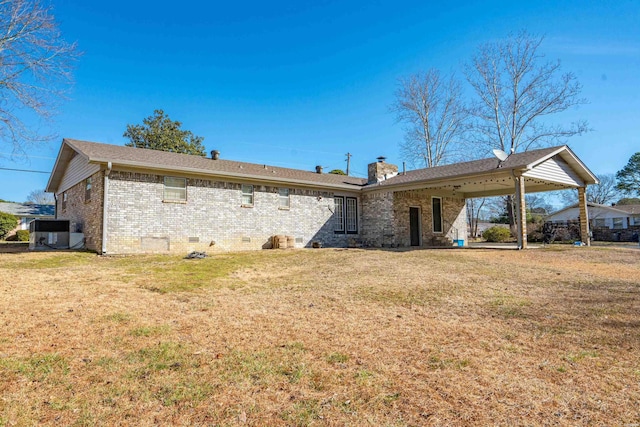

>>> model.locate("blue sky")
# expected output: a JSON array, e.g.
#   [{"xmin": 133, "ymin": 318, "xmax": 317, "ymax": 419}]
[{"xmin": 1, "ymin": 0, "xmax": 639, "ymax": 203}]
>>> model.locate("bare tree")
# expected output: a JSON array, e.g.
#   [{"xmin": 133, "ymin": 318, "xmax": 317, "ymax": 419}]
[
  {"xmin": 465, "ymin": 31, "xmax": 588, "ymax": 232},
  {"xmin": 393, "ymin": 69, "xmax": 469, "ymax": 168},
  {"xmin": 558, "ymin": 173, "xmax": 621, "ymax": 207},
  {"xmin": 0, "ymin": 0, "xmax": 78, "ymax": 154},
  {"xmin": 25, "ymin": 188, "xmax": 54, "ymax": 204},
  {"xmin": 465, "ymin": 31, "xmax": 588, "ymax": 155},
  {"xmin": 466, "ymin": 198, "xmax": 486, "ymax": 238}
]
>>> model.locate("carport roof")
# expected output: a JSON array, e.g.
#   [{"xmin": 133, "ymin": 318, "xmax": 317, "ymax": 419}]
[{"xmin": 366, "ymin": 145, "xmax": 598, "ymax": 197}]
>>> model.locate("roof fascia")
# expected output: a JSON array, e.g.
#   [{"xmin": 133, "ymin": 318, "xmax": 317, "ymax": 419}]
[
  {"xmin": 362, "ymin": 167, "xmax": 525, "ymax": 194},
  {"xmin": 93, "ymin": 159, "xmax": 364, "ymax": 192}
]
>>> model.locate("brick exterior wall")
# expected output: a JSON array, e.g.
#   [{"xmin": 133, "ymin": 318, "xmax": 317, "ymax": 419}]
[
  {"xmin": 103, "ymin": 171, "xmax": 360, "ymax": 254},
  {"xmin": 56, "ymin": 170, "xmax": 104, "ymax": 252},
  {"xmin": 360, "ymin": 189, "xmax": 466, "ymax": 247},
  {"xmin": 360, "ymin": 191, "xmax": 395, "ymax": 246}
]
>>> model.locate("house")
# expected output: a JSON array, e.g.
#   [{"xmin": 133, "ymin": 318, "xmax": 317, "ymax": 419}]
[
  {"xmin": 45, "ymin": 139, "xmax": 598, "ymax": 254},
  {"xmin": 546, "ymin": 202, "xmax": 640, "ymax": 241},
  {"xmin": 0, "ymin": 202, "xmax": 55, "ymax": 237}
]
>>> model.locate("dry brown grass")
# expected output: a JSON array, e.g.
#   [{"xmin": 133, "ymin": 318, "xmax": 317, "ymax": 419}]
[{"xmin": 1, "ymin": 246, "xmax": 639, "ymax": 426}]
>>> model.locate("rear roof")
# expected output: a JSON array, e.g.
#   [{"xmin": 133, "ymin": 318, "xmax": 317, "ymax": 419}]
[
  {"xmin": 64, "ymin": 139, "xmax": 368, "ymax": 188},
  {"xmin": 49, "ymin": 139, "xmax": 597, "ymax": 193}
]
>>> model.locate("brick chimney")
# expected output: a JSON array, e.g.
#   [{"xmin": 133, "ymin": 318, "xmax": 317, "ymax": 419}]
[{"xmin": 368, "ymin": 156, "xmax": 398, "ymax": 184}]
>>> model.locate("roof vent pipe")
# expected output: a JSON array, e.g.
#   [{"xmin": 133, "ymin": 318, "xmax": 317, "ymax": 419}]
[
  {"xmin": 402, "ymin": 161, "xmax": 406, "ymax": 175},
  {"xmin": 315, "ymin": 165, "xmax": 323, "ymax": 174},
  {"xmin": 211, "ymin": 150, "xmax": 220, "ymax": 160}
]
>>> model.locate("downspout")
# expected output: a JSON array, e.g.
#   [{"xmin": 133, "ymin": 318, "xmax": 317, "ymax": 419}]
[
  {"xmin": 53, "ymin": 193, "xmax": 58, "ymax": 219},
  {"xmin": 101, "ymin": 162, "xmax": 112, "ymax": 255}
]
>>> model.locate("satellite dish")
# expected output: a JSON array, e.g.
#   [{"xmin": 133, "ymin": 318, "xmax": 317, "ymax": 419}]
[{"xmin": 492, "ymin": 149, "xmax": 509, "ymax": 162}]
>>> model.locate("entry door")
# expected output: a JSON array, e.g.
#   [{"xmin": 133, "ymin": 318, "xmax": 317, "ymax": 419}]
[{"xmin": 409, "ymin": 207, "xmax": 421, "ymax": 246}]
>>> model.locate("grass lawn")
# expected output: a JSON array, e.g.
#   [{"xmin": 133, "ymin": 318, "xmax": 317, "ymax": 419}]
[{"xmin": 0, "ymin": 246, "xmax": 639, "ymax": 426}]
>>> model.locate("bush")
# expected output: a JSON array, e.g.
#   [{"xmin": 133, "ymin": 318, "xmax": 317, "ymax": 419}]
[
  {"xmin": 0, "ymin": 212, "xmax": 18, "ymax": 240},
  {"xmin": 483, "ymin": 226, "xmax": 512, "ymax": 243},
  {"xmin": 16, "ymin": 230, "xmax": 29, "ymax": 241}
]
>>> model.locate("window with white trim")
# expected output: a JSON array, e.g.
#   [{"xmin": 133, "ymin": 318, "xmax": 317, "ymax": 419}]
[
  {"xmin": 242, "ymin": 184, "xmax": 254, "ymax": 206},
  {"xmin": 278, "ymin": 188, "xmax": 290, "ymax": 209},
  {"xmin": 612, "ymin": 217, "xmax": 624, "ymax": 229},
  {"xmin": 62, "ymin": 192, "xmax": 68, "ymax": 210},
  {"xmin": 334, "ymin": 196, "xmax": 358, "ymax": 234},
  {"xmin": 346, "ymin": 197, "xmax": 357, "ymax": 233},
  {"xmin": 631, "ymin": 215, "xmax": 640, "ymax": 226},
  {"xmin": 593, "ymin": 218, "xmax": 606, "ymax": 228},
  {"xmin": 164, "ymin": 177, "xmax": 187, "ymax": 201}
]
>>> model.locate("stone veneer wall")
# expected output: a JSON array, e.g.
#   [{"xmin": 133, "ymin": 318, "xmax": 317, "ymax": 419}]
[
  {"xmin": 393, "ymin": 190, "xmax": 466, "ymax": 246},
  {"xmin": 104, "ymin": 171, "xmax": 359, "ymax": 254},
  {"xmin": 360, "ymin": 189, "xmax": 467, "ymax": 247},
  {"xmin": 57, "ymin": 170, "xmax": 104, "ymax": 252}
]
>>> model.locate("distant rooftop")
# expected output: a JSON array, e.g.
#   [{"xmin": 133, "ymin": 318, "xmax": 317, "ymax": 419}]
[{"xmin": 0, "ymin": 202, "xmax": 55, "ymax": 217}]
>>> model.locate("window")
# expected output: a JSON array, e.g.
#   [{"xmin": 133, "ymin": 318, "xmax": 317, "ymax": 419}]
[
  {"xmin": 278, "ymin": 188, "xmax": 290, "ymax": 209},
  {"xmin": 164, "ymin": 177, "xmax": 187, "ymax": 201},
  {"xmin": 593, "ymin": 218, "xmax": 606, "ymax": 228},
  {"xmin": 242, "ymin": 184, "xmax": 254, "ymax": 206},
  {"xmin": 346, "ymin": 197, "xmax": 358, "ymax": 233},
  {"xmin": 334, "ymin": 196, "xmax": 358, "ymax": 234},
  {"xmin": 334, "ymin": 196, "xmax": 344, "ymax": 233},
  {"xmin": 85, "ymin": 177, "xmax": 92, "ymax": 202},
  {"xmin": 612, "ymin": 217, "xmax": 624, "ymax": 229},
  {"xmin": 631, "ymin": 215, "xmax": 640, "ymax": 226},
  {"xmin": 432, "ymin": 197, "xmax": 443, "ymax": 233},
  {"xmin": 62, "ymin": 192, "xmax": 67, "ymax": 210}
]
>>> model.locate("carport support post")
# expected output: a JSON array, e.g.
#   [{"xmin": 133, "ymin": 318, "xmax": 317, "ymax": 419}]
[
  {"xmin": 578, "ymin": 186, "xmax": 590, "ymax": 246},
  {"xmin": 514, "ymin": 175, "xmax": 527, "ymax": 249}
]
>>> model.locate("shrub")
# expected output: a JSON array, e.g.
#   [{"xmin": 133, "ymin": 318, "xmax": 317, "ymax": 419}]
[
  {"xmin": 483, "ymin": 226, "xmax": 512, "ymax": 243},
  {"xmin": 0, "ymin": 212, "xmax": 18, "ymax": 240},
  {"xmin": 16, "ymin": 230, "xmax": 29, "ymax": 241}
]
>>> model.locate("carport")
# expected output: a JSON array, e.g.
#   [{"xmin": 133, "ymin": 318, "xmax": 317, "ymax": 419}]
[{"xmin": 379, "ymin": 145, "xmax": 599, "ymax": 249}]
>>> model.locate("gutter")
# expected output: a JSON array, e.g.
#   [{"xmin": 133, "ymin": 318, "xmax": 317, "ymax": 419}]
[
  {"xmin": 101, "ymin": 161, "xmax": 112, "ymax": 255},
  {"xmin": 88, "ymin": 159, "xmax": 366, "ymax": 192}
]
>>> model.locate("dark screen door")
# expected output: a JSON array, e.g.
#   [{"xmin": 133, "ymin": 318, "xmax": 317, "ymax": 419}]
[{"xmin": 410, "ymin": 207, "xmax": 420, "ymax": 246}]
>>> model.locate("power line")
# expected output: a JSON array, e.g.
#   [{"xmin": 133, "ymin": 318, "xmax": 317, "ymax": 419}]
[
  {"xmin": 0, "ymin": 152, "xmax": 56, "ymax": 160},
  {"xmin": 0, "ymin": 167, "xmax": 50, "ymax": 174}
]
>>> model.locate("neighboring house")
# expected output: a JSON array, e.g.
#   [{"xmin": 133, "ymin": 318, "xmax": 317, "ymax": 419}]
[
  {"xmin": 0, "ymin": 202, "xmax": 55, "ymax": 237},
  {"xmin": 546, "ymin": 202, "xmax": 640, "ymax": 241},
  {"xmin": 45, "ymin": 139, "xmax": 597, "ymax": 254}
]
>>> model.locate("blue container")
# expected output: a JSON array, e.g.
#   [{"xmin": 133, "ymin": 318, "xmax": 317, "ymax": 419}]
[{"xmin": 455, "ymin": 239, "xmax": 464, "ymax": 247}]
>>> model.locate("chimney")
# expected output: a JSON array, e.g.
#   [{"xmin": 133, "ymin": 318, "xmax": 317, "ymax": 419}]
[
  {"xmin": 315, "ymin": 165, "xmax": 323, "ymax": 174},
  {"xmin": 368, "ymin": 156, "xmax": 398, "ymax": 184},
  {"xmin": 211, "ymin": 150, "xmax": 220, "ymax": 160}
]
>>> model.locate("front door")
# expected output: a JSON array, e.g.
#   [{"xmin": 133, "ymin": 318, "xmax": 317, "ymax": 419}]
[{"xmin": 409, "ymin": 207, "xmax": 421, "ymax": 246}]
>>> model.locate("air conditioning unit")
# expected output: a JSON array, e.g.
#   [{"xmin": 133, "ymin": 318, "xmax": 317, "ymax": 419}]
[{"xmin": 29, "ymin": 220, "xmax": 71, "ymax": 250}]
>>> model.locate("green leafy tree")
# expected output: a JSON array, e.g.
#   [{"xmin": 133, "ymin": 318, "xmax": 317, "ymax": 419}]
[
  {"xmin": 616, "ymin": 152, "xmax": 640, "ymax": 196},
  {"xmin": 616, "ymin": 197, "xmax": 640, "ymax": 205},
  {"xmin": 124, "ymin": 109, "xmax": 206, "ymax": 156},
  {"xmin": 329, "ymin": 169, "xmax": 346, "ymax": 175},
  {"xmin": 0, "ymin": 212, "xmax": 18, "ymax": 239}
]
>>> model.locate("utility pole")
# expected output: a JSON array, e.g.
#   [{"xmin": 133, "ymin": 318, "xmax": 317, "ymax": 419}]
[{"xmin": 345, "ymin": 152, "xmax": 351, "ymax": 176}]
